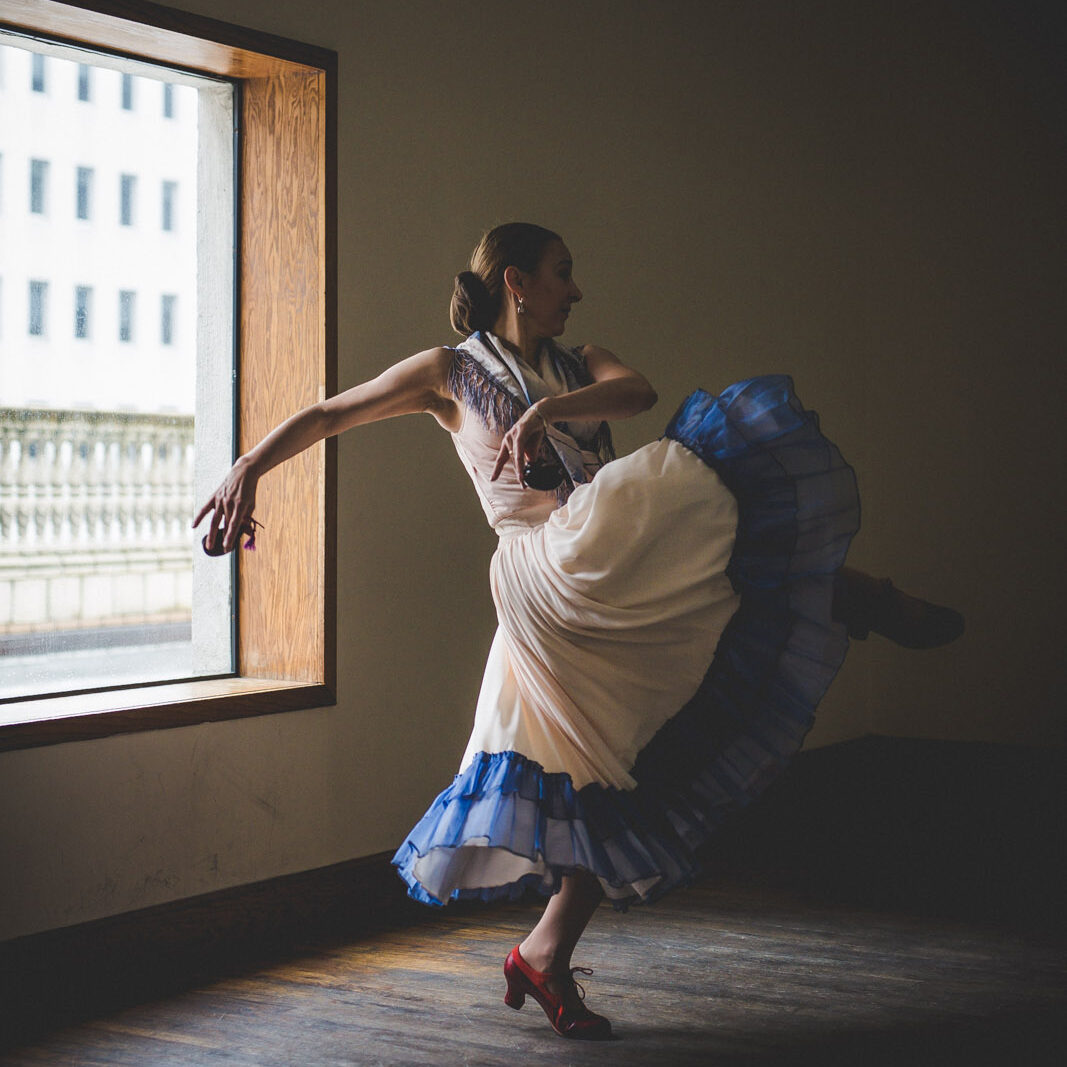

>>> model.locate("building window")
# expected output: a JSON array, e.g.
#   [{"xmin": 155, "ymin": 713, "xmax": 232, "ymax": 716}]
[
  {"xmin": 30, "ymin": 158, "xmax": 48, "ymax": 214},
  {"xmin": 163, "ymin": 82, "xmax": 174, "ymax": 118},
  {"xmin": 77, "ymin": 63, "xmax": 91, "ymax": 101},
  {"xmin": 120, "ymin": 173, "xmax": 135, "ymax": 225},
  {"xmin": 161, "ymin": 180, "xmax": 177, "ymax": 231},
  {"xmin": 118, "ymin": 289, "xmax": 135, "ymax": 341},
  {"xmin": 0, "ymin": 5, "xmax": 334, "ymax": 751},
  {"xmin": 28, "ymin": 280, "xmax": 48, "ymax": 336},
  {"xmin": 121, "ymin": 72, "xmax": 134, "ymax": 109},
  {"xmin": 161, "ymin": 293, "xmax": 176, "ymax": 344},
  {"xmin": 76, "ymin": 166, "xmax": 93, "ymax": 220},
  {"xmin": 74, "ymin": 285, "xmax": 92, "ymax": 339},
  {"xmin": 31, "ymin": 52, "xmax": 46, "ymax": 92}
]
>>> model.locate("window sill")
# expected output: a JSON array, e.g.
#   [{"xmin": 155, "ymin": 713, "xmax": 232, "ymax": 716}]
[{"xmin": 0, "ymin": 677, "xmax": 336, "ymax": 752}]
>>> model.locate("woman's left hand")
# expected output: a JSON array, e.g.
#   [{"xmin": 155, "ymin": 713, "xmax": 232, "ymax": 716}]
[{"xmin": 491, "ymin": 405, "xmax": 548, "ymax": 486}]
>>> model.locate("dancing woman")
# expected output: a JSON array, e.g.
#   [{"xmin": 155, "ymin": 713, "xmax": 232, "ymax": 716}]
[{"xmin": 195, "ymin": 223, "xmax": 962, "ymax": 1040}]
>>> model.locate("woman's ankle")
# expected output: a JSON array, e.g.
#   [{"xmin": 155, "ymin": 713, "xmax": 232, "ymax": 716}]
[{"xmin": 518, "ymin": 937, "xmax": 569, "ymax": 975}]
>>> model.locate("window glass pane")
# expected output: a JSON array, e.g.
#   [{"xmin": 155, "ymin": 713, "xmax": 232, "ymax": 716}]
[
  {"xmin": 30, "ymin": 158, "xmax": 48, "ymax": 214},
  {"xmin": 74, "ymin": 285, "xmax": 92, "ymax": 339},
  {"xmin": 118, "ymin": 289, "xmax": 135, "ymax": 342},
  {"xmin": 31, "ymin": 52, "xmax": 45, "ymax": 92},
  {"xmin": 28, "ymin": 280, "xmax": 47, "ymax": 335},
  {"xmin": 121, "ymin": 72, "xmax": 133, "ymax": 110},
  {"xmin": 76, "ymin": 166, "xmax": 93, "ymax": 220},
  {"xmin": 162, "ymin": 180, "xmax": 177, "ymax": 231},
  {"xmin": 0, "ymin": 37, "xmax": 236, "ymax": 703},
  {"xmin": 120, "ymin": 173, "xmax": 135, "ymax": 226},
  {"xmin": 163, "ymin": 82, "xmax": 174, "ymax": 118},
  {"xmin": 161, "ymin": 294, "xmax": 176, "ymax": 345},
  {"xmin": 77, "ymin": 63, "xmax": 90, "ymax": 102}
]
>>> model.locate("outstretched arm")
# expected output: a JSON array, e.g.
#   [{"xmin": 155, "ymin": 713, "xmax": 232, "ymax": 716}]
[
  {"xmin": 491, "ymin": 346, "xmax": 657, "ymax": 485},
  {"xmin": 194, "ymin": 347, "xmax": 458, "ymax": 552}
]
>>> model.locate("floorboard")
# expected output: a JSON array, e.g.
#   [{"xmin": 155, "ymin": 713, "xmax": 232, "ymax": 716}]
[{"xmin": 3, "ymin": 876, "xmax": 1064, "ymax": 1066}]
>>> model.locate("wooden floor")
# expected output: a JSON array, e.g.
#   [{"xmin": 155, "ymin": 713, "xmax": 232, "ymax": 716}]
[{"xmin": 2, "ymin": 875, "xmax": 1064, "ymax": 1067}]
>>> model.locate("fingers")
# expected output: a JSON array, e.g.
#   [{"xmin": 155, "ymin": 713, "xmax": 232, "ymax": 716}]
[
  {"xmin": 490, "ymin": 414, "xmax": 546, "ymax": 486},
  {"xmin": 513, "ymin": 440, "xmax": 526, "ymax": 486}
]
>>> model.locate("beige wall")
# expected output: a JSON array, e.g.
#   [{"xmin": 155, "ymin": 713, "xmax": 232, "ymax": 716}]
[{"xmin": 1, "ymin": 0, "xmax": 1063, "ymax": 940}]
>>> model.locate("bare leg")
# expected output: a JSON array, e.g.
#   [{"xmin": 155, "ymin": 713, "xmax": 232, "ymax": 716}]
[
  {"xmin": 520, "ymin": 870, "xmax": 604, "ymax": 974},
  {"xmin": 504, "ymin": 870, "xmax": 612, "ymax": 1038}
]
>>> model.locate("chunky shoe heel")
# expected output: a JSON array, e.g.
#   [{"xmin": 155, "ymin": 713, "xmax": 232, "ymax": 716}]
[
  {"xmin": 503, "ymin": 945, "xmax": 611, "ymax": 1040},
  {"xmin": 503, "ymin": 980, "xmax": 526, "ymax": 1010}
]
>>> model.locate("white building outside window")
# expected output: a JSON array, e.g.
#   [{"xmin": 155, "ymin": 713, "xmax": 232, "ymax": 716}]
[{"xmin": 0, "ymin": 35, "xmax": 236, "ymax": 704}]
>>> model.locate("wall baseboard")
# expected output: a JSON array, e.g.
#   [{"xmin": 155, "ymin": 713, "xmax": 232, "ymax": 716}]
[{"xmin": 0, "ymin": 849, "xmax": 431, "ymax": 1047}]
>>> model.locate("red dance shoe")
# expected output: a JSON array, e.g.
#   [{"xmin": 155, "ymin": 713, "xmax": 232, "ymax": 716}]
[{"xmin": 503, "ymin": 945, "xmax": 612, "ymax": 1040}]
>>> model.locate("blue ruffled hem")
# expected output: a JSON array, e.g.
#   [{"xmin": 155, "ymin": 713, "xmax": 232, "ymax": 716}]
[{"xmin": 392, "ymin": 376, "xmax": 860, "ymax": 909}]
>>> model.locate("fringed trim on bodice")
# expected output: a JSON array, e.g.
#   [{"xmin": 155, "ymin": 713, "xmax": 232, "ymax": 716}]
[{"xmin": 448, "ymin": 347, "xmax": 525, "ymax": 435}]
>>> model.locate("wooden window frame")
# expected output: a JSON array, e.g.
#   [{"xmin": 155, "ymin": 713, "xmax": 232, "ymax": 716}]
[{"xmin": 0, "ymin": 0, "xmax": 337, "ymax": 752}]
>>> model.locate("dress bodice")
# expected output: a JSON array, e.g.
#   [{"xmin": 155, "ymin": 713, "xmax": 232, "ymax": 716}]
[
  {"xmin": 450, "ymin": 403, "xmax": 561, "ymax": 533},
  {"xmin": 449, "ymin": 339, "xmax": 605, "ymax": 535}
]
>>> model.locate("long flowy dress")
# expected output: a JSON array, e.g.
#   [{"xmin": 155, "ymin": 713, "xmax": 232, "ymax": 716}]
[{"xmin": 392, "ymin": 339, "xmax": 859, "ymax": 909}]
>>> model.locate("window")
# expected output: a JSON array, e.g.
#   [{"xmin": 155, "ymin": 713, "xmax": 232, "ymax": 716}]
[
  {"xmin": 76, "ymin": 166, "xmax": 93, "ymax": 220},
  {"xmin": 31, "ymin": 52, "xmax": 45, "ymax": 92},
  {"xmin": 163, "ymin": 82, "xmax": 174, "ymax": 118},
  {"xmin": 120, "ymin": 173, "xmax": 135, "ymax": 225},
  {"xmin": 121, "ymin": 72, "xmax": 133, "ymax": 109},
  {"xmin": 74, "ymin": 285, "xmax": 92, "ymax": 339},
  {"xmin": 118, "ymin": 289, "xmax": 135, "ymax": 341},
  {"xmin": 77, "ymin": 63, "xmax": 91, "ymax": 101},
  {"xmin": 161, "ymin": 293, "xmax": 176, "ymax": 345},
  {"xmin": 162, "ymin": 180, "xmax": 177, "ymax": 231},
  {"xmin": 28, "ymin": 280, "xmax": 47, "ymax": 336},
  {"xmin": 0, "ymin": 5, "xmax": 336, "ymax": 751},
  {"xmin": 30, "ymin": 158, "xmax": 48, "ymax": 214}
]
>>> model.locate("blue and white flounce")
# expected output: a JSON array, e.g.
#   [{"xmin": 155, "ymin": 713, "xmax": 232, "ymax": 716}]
[{"xmin": 393, "ymin": 376, "xmax": 860, "ymax": 909}]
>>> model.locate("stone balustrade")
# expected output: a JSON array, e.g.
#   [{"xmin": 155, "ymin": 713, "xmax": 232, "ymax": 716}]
[{"xmin": 0, "ymin": 409, "xmax": 195, "ymax": 634}]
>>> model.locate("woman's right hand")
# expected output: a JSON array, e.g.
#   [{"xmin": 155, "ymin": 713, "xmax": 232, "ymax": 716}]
[{"xmin": 193, "ymin": 456, "xmax": 260, "ymax": 555}]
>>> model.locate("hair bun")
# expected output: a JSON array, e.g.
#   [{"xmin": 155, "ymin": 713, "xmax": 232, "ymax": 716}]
[{"xmin": 450, "ymin": 270, "xmax": 494, "ymax": 336}]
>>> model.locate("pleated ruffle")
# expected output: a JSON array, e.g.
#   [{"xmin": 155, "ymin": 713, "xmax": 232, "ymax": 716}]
[{"xmin": 392, "ymin": 376, "xmax": 860, "ymax": 908}]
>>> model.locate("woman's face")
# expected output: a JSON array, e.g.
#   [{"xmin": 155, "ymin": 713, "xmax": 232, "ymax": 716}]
[{"xmin": 520, "ymin": 240, "xmax": 583, "ymax": 337}]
